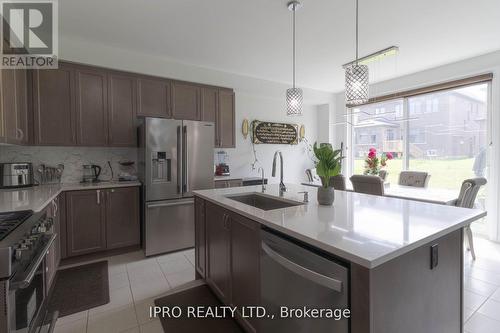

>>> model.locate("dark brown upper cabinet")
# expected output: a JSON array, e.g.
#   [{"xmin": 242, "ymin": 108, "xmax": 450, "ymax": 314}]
[
  {"xmin": 201, "ymin": 87, "xmax": 218, "ymax": 123},
  {"xmin": 75, "ymin": 67, "xmax": 108, "ymax": 146},
  {"xmin": 217, "ymin": 89, "xmax": 235, "ymax": 148},
  {"xmin": 172, "ymin": 82, "xmax": 200, "ymax": 120},
  {"xmin": 0, "ymin": 69, "xmax": 29, "ymax": 145},
  {"xmin": 66, "ymin": 189, "xmax": 107, "ymax": 257},
  {"xmin": 137, "ymin": 77, "xmax": 171, "ymax": 118},
  {"xmin": 105, "ymin": 187, "xmax": 140, "ymax": 249},
  {"xmin": 108, "ymin": 72, "xmax": 137, "ymax": 146},
  {"xmin": 33, "ymin": 64, "xmax": 77, "ymax": 146}
]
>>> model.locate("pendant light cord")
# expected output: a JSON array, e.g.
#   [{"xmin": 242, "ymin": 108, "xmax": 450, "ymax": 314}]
[
  {"xmin": 355, "ymin": 0, "xmax": 359, "ymax": 65},
  {"xmin": 292, "ymin": 3, "xmax": 296, "ymax": 89}
]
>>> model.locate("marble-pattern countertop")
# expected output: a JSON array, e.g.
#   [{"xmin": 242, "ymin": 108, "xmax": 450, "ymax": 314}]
[
  {"xmin": 0, "ymin": 181, "xmax": 141, "ymax": 213},
  {"xmin": 194, "ymin": 184, "xmax": 486, "ymax": 269}
]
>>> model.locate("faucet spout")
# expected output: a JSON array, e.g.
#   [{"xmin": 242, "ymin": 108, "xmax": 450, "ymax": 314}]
[
  {"xmin": 272, "ymin": 151, "xmax": 286, "ymax": 194},
  {"xmin": 258, "ymin": 167, "xmax": 266, "ymax": 192}
]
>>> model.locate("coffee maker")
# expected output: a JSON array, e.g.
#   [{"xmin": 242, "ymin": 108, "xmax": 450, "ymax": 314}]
[
  {"xmin": 81, "ymin": 164, "xmax": 102, "ymax": 183},
  {"xmin": 215, "ymin": 151, "xmax": 230, "ymax": 176}
]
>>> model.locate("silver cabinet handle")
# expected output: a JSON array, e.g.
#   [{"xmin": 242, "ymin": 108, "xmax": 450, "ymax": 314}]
[
  {"xmin": 261, "ymin": 242, "xmax": 343, "ymax": 293},
  {"xmin": 16, "ymin": 128, "xmax": 24, "ymax": 140},
  {"xmin": 147, "ymin": 199, "xmax": 194, "ymax": 209},
  {"xmin": 96, "ymin": 190, "xmax": 100, "ymax": 204}
]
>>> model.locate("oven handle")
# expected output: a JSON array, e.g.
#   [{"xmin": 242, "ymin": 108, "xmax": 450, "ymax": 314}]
[
  {"xmin": 261, "ymin": 241, "xmax": 343, "ymax": 293},
  {"xmin": 10, "ymin": 233, "xmax": 57, "ymax": 290}
]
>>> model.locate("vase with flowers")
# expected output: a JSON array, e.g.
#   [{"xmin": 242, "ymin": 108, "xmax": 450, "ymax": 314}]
[{"xmin": 363, "ymin": 148, "xmax": 393, "ymax": 177}]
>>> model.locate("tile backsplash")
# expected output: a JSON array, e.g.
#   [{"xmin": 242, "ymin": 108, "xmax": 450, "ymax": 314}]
[{"xmin": 0, "ymin": 146, "xmax": 138, "ymax": 184}]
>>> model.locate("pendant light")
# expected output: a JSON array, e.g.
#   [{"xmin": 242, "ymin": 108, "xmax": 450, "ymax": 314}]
[
  {"xmin": 345, "ymin": 0, "xmax": 369, "ymax": 105},
  {"xmin": 286, "ymin": 0, "xmax": 303, "ymax": 116}
]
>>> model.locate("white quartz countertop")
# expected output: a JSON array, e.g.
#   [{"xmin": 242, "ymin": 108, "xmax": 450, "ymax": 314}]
[
  {"xmin": 194, "ymin": 184, "xmax": 486, "ymax": 269},
  {"xmin": 0, "ymin": 181, "xmax": 141, "ymax": 213}
]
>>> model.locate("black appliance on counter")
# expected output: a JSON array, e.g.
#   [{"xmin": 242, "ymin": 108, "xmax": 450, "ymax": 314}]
[
  {"xmin": 81, "ymin": 164, "xmax": 102, "ymax": 183},
  {"xmin": 0, "ymin": 210, "xmax": 59, "ymax": 333}
]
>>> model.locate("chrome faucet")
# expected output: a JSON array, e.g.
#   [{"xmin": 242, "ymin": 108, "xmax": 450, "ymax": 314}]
[
  {"xmin": 272, "ymin": 151, "xmax": 286, "ymax": 194},
  {"xmin": 257, "ymin": 167, "xmax": 266, "ymax": 192}
]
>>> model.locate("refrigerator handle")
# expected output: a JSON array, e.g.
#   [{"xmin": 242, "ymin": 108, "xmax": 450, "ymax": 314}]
[
  {"xmin": 177, "ymin": 125, "xmax": 182, "ymax": 194},
  {"xmin": 183, "ymin": 125, "xmax": 188, "ymax": 193}
]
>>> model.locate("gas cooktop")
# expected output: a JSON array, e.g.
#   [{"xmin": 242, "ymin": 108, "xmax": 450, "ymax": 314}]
[{"xmin": 0, "ymin": 210, "xmax": 33, "ymax": 241}]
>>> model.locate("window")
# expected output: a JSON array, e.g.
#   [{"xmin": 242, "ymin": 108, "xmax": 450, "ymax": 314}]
[
  {"xmin": 349, "ymin": 82, "xmax": 490, "ymax": 236},
  {"xmin": 351, "ymin": 100, "xmax": 404, "ymax": 184}
]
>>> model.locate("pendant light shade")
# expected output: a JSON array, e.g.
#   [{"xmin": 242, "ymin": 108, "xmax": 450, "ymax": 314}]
[
  {"xmin": 345, "ymin": 64, "xmax": 369, "ymax": 105},
  {"xmin": 286, "ymin": 0, "xmax": 303, "ymax": 116},
  {"xmin": 345, "ymin": 0, "xmax": 369, "ymax": 105}
]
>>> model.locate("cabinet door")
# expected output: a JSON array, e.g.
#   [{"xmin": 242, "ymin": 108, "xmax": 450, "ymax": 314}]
[
  {"xmin": 137, "ymin": 77, "xmax": 170, "ymax": 118},
  {"xmin": 218, "ymin": 89, "xmax": 235, "ymax": 148},
  {"xmin": 194, "ymin": 197, "xmax": 206, "ymax": 278},
  {"xmin": 201, "ymin": 87, "xmax": 217, "ymax": 123},
  {"xmin": 66, "ymin": 190, "xmax": 106, "ymax": 257},
  {"xmin": 206, "ymin": 202, "xmax": 230, "ymax": 303},
  {"xmin": 105, "ymin": 187, "xmax": 140, "ymax": 249},
  {"xmin": 172, "ymin": 82, "xmax": 200, "ymax": 120},
  {"xmin": 108, "ymin": 73, "xmax": 137, "ymax": 146},
  {"xmin": 75, "ymin": 67, "xmax": 108, "ymax": 146},
  {"xmin": 230, "ymin": 213, "xmax": 260, "ymax": 332},
  {"xmin": 1, "ymin": 69, "xmax": 28, "ymax": 144},
  {"xmin": 33, "ymin": 64, "xmax": 76, "ymax": 145}
]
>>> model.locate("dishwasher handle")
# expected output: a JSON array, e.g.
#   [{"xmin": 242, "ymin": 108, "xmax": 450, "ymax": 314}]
[{"xmin": 262, "ymin": 242, "xmax": 343, "ymax": 293}]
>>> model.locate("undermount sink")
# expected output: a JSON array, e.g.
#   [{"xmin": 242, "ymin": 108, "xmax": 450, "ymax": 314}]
[{"xmin": 225, "ymin": 192, "xmax": 303, "ymax": 211}]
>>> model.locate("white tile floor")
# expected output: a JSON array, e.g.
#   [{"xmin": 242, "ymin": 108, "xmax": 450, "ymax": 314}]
[
  {"xmin": 54, "ymin": 248, "xmax": 195, "ymax": 333},
  {"xmin": 53, "ymin": 237, "xmax": 500, "ymax": 333}
]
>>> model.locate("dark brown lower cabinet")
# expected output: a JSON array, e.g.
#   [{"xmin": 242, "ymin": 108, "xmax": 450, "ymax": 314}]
[
  {"xmin": 229, "ymin": 213, "xmax": 260, "ymax": 333},
  {"xmin": 201, "ymin": 198, "xmax": 260, "ymax": 333},
  {"xmin": 194, "ymin": 197, "xmax": 206, "ymax": 278},
  {"xmin": 65, "ymin": 187, "xmax": 140, "ymax": 258},
  {"xmin": 205, "ymin": 202, "xmax": 231, "ymax": 303},
  {"xmin": 105, "ymin": 187, "xmax": 140, "ymax": 249},
  {"xmin": 66, "ymin": 189, "xmax": 107, "ymax": 257}
]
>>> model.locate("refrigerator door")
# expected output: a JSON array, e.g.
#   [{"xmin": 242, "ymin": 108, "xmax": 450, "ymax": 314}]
[
  {"xmin": 145, "ymin": 118, "xmax": 183, "ymax": 201},
  {"xmin": 182, "ymin": 121, "xmax": 215, "ymax": 197},
  {"xmin": 145, "ymin": 198, "xmax": 195, "ymax": 256}
]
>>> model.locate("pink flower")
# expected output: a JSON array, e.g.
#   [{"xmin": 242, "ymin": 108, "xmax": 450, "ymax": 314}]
[
  {"xmin": 368, "ymin": 151, "xmax": 376, "ymax": 159},
  {"xmin": 369, "ymin": 147, "xmax": 377, "ymax": 153},
  {"xmin": 386, "ymin": 152, "xmax": 394, "ymax": 160}
]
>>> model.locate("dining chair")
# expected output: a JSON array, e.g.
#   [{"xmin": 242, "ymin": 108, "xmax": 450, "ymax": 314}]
[
  {"xmin": 452, "ymin": 177, "xmax": 487, "ymax": 260},
  {"xmin": 378, "ymin": 170, "xmax": 388, "ymax": 181},
  {"xmin": 350, "ymin": 175, "xmax": 385, "ymax": 196},
  {"xmin": 398, "ymin": 171, "xmax": 430, "ymax": 188},
  {"xmin": 329, "ymin": 174, "xmax": 347, "ymax": 190}
]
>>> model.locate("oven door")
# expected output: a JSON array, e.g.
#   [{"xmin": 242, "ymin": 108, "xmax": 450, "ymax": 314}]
[{"xmin": 8, "ymin": 233, "xmax": 56, "ymax": 333}]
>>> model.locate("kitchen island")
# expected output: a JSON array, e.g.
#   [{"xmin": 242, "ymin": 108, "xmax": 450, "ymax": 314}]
[{"xmin": 193, "ymin": 184, "xmax": 486, "ymax": 333}]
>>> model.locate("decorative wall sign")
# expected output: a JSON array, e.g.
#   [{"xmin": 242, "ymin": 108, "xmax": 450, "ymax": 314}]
[{"xmin": 252, "ymin": 120, "xmax": 299, "ymax": 145}]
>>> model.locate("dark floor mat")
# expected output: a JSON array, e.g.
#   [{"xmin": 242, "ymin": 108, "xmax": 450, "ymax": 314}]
[
  {"xmin": 48, "ymin": 261, "xmax": 109, "ymax": 317},
  {"xmin": 155, "ymin": 284, "xmax": 244, "ymax": 333}
]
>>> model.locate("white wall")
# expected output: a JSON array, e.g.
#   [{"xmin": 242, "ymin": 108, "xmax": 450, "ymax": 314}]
[
  {"xmin": 329, "ymin": 50, "xmax": 500, "ymax": 241},
  {"xmin": 58, "ymin": 36, "xmax": 335, "ymax": 184}
]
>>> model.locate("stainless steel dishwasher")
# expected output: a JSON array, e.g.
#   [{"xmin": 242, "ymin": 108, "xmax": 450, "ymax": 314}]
[{"xmin": 260, "ymin": 229, "xmax": 349, "ymax": 332}]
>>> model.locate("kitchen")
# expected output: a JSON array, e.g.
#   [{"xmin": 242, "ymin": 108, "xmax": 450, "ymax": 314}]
[{"xmin": 1, "ymin": 1, "xmax": 500, "ymax": 333}]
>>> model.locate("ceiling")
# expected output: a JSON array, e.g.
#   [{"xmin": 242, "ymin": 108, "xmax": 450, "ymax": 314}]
[{"xmin": 59, "ymin": 0, "xmax": 500, "ymax": 92}]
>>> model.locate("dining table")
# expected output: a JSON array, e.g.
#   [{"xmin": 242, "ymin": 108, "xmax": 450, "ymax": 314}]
[{"xmin": 300, "ymin": 181, "xmax": 458, "ymax": 205}]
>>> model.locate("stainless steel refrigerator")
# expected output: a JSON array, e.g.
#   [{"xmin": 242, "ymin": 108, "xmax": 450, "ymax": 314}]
[{"xmin": 138, "ymin": 117, "xmax": 214, "ymax": 256}]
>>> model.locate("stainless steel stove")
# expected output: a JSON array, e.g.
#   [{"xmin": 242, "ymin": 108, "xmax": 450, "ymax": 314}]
[{"xmin": 0, "ymin": 209, "xmax": 58, "ymax": 333}]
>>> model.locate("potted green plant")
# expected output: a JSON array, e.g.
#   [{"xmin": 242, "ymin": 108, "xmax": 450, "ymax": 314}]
[{"xmin": 313, "ymin": 142, "xmax": 343, "ymax": 205}]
